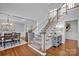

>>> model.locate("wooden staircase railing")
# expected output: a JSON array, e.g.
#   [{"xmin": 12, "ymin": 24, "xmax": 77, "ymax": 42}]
[
  {"xmin": 32, "ymin": 16, "xmax": 48, "ymax": 32},
  {"xmin": 43, "ymin": 3, "xmax": 79, "ymax": 32},
  {"xmin": 32, "ymin": 3, "xmax": 79, "ymax": 33}
]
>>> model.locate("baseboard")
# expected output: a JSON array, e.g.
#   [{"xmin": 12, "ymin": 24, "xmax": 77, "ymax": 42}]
[{"xmin": 28, "ymin": 45, "xmax": 46, "ymax": 56}]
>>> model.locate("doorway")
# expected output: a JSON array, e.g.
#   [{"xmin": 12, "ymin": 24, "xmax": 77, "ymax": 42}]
[{"xmin": 65, "ymin": 20, "xmax": 78, "ymax": 55}]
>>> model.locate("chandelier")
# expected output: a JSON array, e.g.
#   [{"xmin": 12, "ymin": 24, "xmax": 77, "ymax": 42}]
[{"xmin": 1, "ymin": 15, "xmax": 15, "ymax": 32}]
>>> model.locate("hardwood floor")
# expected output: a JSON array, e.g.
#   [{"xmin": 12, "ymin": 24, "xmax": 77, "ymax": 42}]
[
  {"xmin": 0, "ymin": 44, "xmax": 41, "ymax": 56},
  {"xmin": 65, "ymin": 39, "xmax": 77, "ymax": 56},
  {"xmin": 0, "ymin": 39, "xmax": 79, "ymax": 56},
  {"xmin": 46, "ymin": 39, "xmax": 78, "ymax": 56},
  {"xmin": 77, "ymin": 48, "xmax": 79, "ymax": 56}
]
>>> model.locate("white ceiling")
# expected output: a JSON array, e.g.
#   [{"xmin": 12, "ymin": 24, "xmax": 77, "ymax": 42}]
[{"xmin": 0, "ymin": 3, "xmax": 62, "ymax": 24}]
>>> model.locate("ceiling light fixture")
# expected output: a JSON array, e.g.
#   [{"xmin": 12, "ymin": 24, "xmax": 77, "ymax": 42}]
[{"xmin": 1, "ymin": 15, "xmax": 15, "ymax": 32}]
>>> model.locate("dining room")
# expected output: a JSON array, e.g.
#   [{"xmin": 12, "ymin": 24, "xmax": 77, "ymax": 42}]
[{"xmin": 0, "ymin": 12, "xmax": 28, "ymax": 51}]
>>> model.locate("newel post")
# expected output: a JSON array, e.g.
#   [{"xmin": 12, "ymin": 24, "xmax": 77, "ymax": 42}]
[{"xmin": 41, "ymin": 31, "xmax": 46, "ymax": 53}]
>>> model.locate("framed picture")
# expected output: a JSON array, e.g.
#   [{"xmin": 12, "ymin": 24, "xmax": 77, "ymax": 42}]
[{"xmin": 66, "ymin": 23, "xmax": 71, "ymax": 32}]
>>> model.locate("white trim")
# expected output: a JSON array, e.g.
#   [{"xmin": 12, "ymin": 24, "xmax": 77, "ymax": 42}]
[{"xmin": 28, "ymin": 45, "xmax": 46, "ymax": 56}]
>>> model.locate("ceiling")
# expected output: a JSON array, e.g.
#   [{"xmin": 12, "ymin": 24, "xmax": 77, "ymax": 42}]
[{"xmin": 0, "ymin": 3, "xmax": 62, "ymax": 24}]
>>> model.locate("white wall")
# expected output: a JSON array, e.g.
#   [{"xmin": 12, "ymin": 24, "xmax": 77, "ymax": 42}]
[
  {"xmin": 65, "ymin": 20, "xmax": 78, "ymax": 40},
  {"xmin": 58, "ymin": 7, "xmax": 79, "ymax": 44},
  {"xmin": 59, "ymin": 7, "xmax": 79, "ymax": 22},
  {"xmin": 15, "ymin": 23, "xmax": 25, "ymax": 37}
]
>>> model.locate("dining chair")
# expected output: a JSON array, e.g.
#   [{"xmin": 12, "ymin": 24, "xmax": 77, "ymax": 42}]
[
  {"xmin": 3, "ymin": 33, "xmax": 14, "ymax": 48},
  {"xmin": 0, "ymin": 33, "xmax": 2, "ymax": 47},
  {"xmin": 13, "ymin": 33, "xmax": 21, "ymax": 44}
]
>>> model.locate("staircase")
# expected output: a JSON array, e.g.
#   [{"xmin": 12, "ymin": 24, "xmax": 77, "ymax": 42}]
[{"xmin": 28, "ymin": 3, "xmax": 79, "ymax": 55}]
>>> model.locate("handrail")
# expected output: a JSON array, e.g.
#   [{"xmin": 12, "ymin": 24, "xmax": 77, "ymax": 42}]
[
  {"xmin": 43, "ymin": 15, "xmax": 57, "ymax": 32},
  {"xmin": 32, "ymin": 3, "xmax": 79, "ymax": 33},
  {"xmin": 32, "ymin": 16, "xmax": 48, "ymax": 31},
  {"xmin": 32, "ymin": 4, "xmax": 64, "ymax": 32},
  {"xmin": 43, "ymin": 4, "xmax": 79, "ymax": 32}
]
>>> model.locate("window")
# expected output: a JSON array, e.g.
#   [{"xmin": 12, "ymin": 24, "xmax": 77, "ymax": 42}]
[{"xmin": 67, "ymin": 3, "xmax": 74, "ymax": 9}]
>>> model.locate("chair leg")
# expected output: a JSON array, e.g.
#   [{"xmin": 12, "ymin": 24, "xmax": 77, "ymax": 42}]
[
  {"xmin": 18, "ymin": 39, "xmax": 21, "ymax": 44},
  {"xmin": 4, "ymin": 42, "xmax": 5, "ymax": 48},
  {"xmin": 11, "ymin": 42, "xmax": 13, "ymax": 46},
  {"xmin": 1, "ymin": 40, "xmax": 2, "ymax": 47},
  {"xmin": 11, "ymin": 39, "xmax": 14, "ymax": 46},
  {"xmin": 0, "ymin": 42, "xmax": 2, "ymax": 47},
  {"xmin": 13, "ymin": 40, "xmax": 15, "ymax": 46},
  {"xmin": 13, "ymin": 40, "xmax": 17, "ymax": 45},
  {"xmin": 0, "ymin": 43, "xmax": 2, "ymax": 47},
  {"xmin": 0, "ymin": 40, "xmax": 2, "ymax": 47}
]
